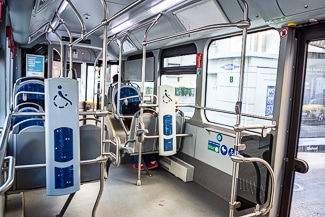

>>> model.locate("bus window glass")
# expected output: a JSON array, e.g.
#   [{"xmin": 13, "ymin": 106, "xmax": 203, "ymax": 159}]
[
  {"xmin": 161, "ymin": 44, "xmax": 197, "ymax": 118},
  {"xmin": 206, "ymin": 29, "xmax": 280, "ymax": 127},
  {"xmin": 83, "ymin": 65, "xmax": 100, "ymax": 104},
  {"xmin": 161, "ymin": 74, "xmax": 196, "ymax": 117},
  {"xmin": 132, "ymin": 81, "xmax": 154, "ymax": 103},
  {"xmin": 82, "ymin": 65, "xmax": 114, "ymax": 105},
  {"xmin": 163, "ymin": 54, "xmax": 196, "ymax": 68}
]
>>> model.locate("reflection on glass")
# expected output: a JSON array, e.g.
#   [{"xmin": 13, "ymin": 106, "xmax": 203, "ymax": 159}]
[
  {"xmin": 163, "ymin": 54, "xmax": 196, "ymax": 68},
  {"xmin": 292, "ymin": 40, "xmax": 325, "ymax": 217},
  {"xmin": 161, "ymin": 74, "xmax": 196, "ymax": 117},
  {"xmin": 206, "ymin": 29, "xmax": 280, "ymax": 127}
]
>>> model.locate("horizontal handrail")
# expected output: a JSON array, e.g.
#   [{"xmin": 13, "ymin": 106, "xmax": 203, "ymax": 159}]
[
  {"xmin": 177, "ymin": 104, "xmax": 273, "ymax": 121},
  {"xmin": 12, "ymin": 110, "xmax": 110, "ymax": 117},
  {"xmin": 144, "ymin": 133, "xmax": 192, "ymax": 139},
  {"xmin": 205, "ymin": 128, "xmax": 236, "ymax": 138},
  {"xmin": 234, "ymin": 122, "xmax": 277, "ymax": 132},
  {"xmin": 14, "ymin": 91, "xmax": 45, "ymax": 107},
  {"xmin": 15, "ymin": 157, "xmax": 108, "ymax": 170},
  {"xmin": 144, "ymin": 21, "xmax": 249, "ymax": 45},
  {"xmin": 70, "ymin": 0, "xmax": 145, "ymax": 46},
  {"xmin": 139, "ymin": 103, "xmax": 158, "ymax": 108}
]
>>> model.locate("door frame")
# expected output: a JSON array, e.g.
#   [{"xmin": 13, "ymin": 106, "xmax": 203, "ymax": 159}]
[{"xmin": 279, "ymin": 23, "xmax": 325, "ymax": 217}]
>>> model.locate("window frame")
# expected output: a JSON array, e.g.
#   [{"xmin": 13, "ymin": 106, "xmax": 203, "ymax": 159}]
[
  {"xmin": 160, "ymin": 43, "xmax": 198, "ymax": 118},
  {"xmin": 204, "ymin": 29, "xmax": 280, "ymax": 127}
]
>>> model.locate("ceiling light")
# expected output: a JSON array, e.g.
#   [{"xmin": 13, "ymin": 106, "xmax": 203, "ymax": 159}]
[
  {"xmin": 150, "ymin": 0, "xmax": 187, "ymax": 14},
  {"xmin": 108, "ymin": 0, "xmax": 187, "ymax": 36},
  {"xmin": 110, "ymin": 21, "xmax": 134, "ymax": 34},
  {"xmin": 58, "ymin": 0, "xmax": 68, "ymax": 14}
]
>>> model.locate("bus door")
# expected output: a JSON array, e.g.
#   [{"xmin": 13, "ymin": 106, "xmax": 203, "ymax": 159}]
[{"xmin": 280, "ymin": 23, "xmax": 325, "ymax": 217}]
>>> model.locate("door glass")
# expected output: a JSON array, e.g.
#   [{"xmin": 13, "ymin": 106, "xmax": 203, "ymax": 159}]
[{"xmin": 292, "ymin": 40, "xmax": 325, "ymax": 216}]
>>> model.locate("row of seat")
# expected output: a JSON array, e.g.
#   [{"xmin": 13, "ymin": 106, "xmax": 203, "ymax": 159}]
[
  {"xmin": 8, "ymin": 77, "xmax": 101, "ymax": 191},
  {"xmin": 8, "ymin": 76, "xmax": 185, "ymax": 190},
  {"xmin": 106, "ymin": 81, "xmax": 185, "ymax": 159}
]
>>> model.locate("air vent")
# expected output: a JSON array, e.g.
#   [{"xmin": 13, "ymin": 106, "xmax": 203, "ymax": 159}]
[
  {"xmin": 28, "ymin": 23, "xmax": 48, "ymax": 44},
  {"xmin": 173, "ymin": 0, "xmax": 229, "ymax": 31}
]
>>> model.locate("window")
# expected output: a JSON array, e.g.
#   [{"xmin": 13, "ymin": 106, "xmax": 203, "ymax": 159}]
[
  {"xmin": 163, "ymin": 54, "xmax": 196, "ymax": 68},
  {"xmin": 161, "ymin": 43, "xmax": 197, "ymax": 117},
  {"xmin": 206, "ymin": 29, "xmax": 280, "ymax": 126},
  {"xmin": 132, "ymin": 81, "xmax": 155, "ymax": 103},
  {"xmin": 82, "ymin": 65, "xmax": 100, "ymax": 103},
  {"xmin": 161, "ymin": 74, "xmax": 196, "ymax": 117}
]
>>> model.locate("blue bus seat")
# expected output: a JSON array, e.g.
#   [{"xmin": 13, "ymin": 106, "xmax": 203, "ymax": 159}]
[
  {"xmin": 12, "ymin": 107, "xmax": 43, "ymax": 127},
  {"xmin": 12, "ymin": 118, "xmax": 44, "ymax": 134},
  {"xmin": 14, "ymin": 80, "xmax": 44, "ymax": 108},
  {"xmin": 11, "ymin": 117, "xmax": 44, "ymax": 134},
  {"xmin": 13, "ymin": 102, "xmax": 44, "ymax": 113},
  {"xmin": 112, "ymin": 85, "xmax": 140, "ymax": 116},
  {"xmin": 13, "ymin": 77, "xmax": 44, "ymax": 94}
]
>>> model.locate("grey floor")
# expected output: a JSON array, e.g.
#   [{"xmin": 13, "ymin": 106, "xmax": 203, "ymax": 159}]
[
  {"xmin": 290, "ymin": 152, "xmax": 325, "ymax": 217},
  {"xmin": 21, "ymin": 164, "xmax": 231, "ymax": 217}
]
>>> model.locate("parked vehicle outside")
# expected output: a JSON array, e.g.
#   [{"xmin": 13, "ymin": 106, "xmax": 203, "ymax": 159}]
[{"xmin": 302, "ymin": 98, "xmax": 325, "ymax": 122}]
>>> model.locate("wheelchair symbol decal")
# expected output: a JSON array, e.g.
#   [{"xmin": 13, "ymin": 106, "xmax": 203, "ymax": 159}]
[
  {"xmin": 220, "ymin": 145, "xmax": 228, "ymax": 156},
  {"xmin": 162, "ymin": 89, "xmax": 173, "ymax": 104},
  {"xmin": 53, "ymin": 85, "xmax": 72, "ymax": 108},
  {"xmin": 228, "ymin": 148, "xmax": 235, "ymax": 157}
]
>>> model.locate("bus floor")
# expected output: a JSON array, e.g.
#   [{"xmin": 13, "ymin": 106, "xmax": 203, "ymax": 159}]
[{"xmin": 12, "ymin": 164, "xmax": 236, "ymax": 217}]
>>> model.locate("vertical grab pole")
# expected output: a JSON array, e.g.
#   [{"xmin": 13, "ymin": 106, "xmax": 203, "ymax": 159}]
[
  {"xmin": 46, "ymin": 32, "xmax": 53, "ymax": 78},
  {"xmin": 56, "ymin": 13, "xmax": 73, "ymax": 76},
  {"xmin": 115, "ymin": 33, "xmax": 134, "ymax": 136},
  {"xmin": 65, "ymin": 0, "xmax": 87, "ymax": 38},
  {"xmin": 137, "ymin": 13, "xmax": 162, "ymax": 186},
  {"xmin": 137, "ymin": 40, "xmax": 146, "ymax": 186},
  {"xmin": 117, "ymin": 33, "xmax": 130, "ymax": 118},
  {"xmin": 117, "ymin": 40, "xmax": 122, "ymax": 116},
  {"xmin": 48, "ymin": 26, "xmax": 63, "ymax": 77},
  {"xmin": 229, "ymin": 1, "xmax": 249, "ymax": 216},
  {"xmin": 93, "ymin": 36, "xmax": 116, "ymax": 111},
  {"xmin": 47, "ymin": 24, "xmax": 64, "ymax": 77},
  {"xmin": 92, "ymin": 1, "xmax": 108, "ymax": 216}
]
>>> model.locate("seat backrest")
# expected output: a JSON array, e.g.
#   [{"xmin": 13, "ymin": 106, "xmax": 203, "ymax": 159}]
[
  {"xmin": 175, "ymin": 109, "xmax": 185, "ymax": 150},
  {"xmin": 13, "ymin": 77, "xmax": 44, "ymax": 94},
  {"xmin": 12, "ymin": 107, "xmax": 43, "ymax": 126},
  {"xmin": 125, "ymin": 109, "xmax": 185, "ymax": 154},
  {"xmin": 126, "ymin": 109, "xmax": 159, "ymax": 153},
  {"xmin": 112, "ymin": 85, "xmax": 141, "ymax": 116},
  {"xmin": 14, "ymin": 80, "xmax": 44, "ymax": 108},
  {"xmin": 11, "ymin": 118, "xmax": 45, "ymax": 134},
  {"xmin": 79, "ymin": 124, "xmax": 101, "ymax": 182},
  {"xmin": 8, "ymin": 122, "xmax": 46, "ymax": 191},
  {"xmin": 13, "ymin": 102, "xmax": 44, "ymax": 112},
  {"xmin": 7, "ymin": 119, "xmax": 103, "ymax": 191}
]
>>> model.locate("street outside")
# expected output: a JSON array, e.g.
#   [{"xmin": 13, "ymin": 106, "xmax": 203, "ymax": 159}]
[{"xmin": 290, "ymin": 152, "xmax": 325, "ymax": 217}]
